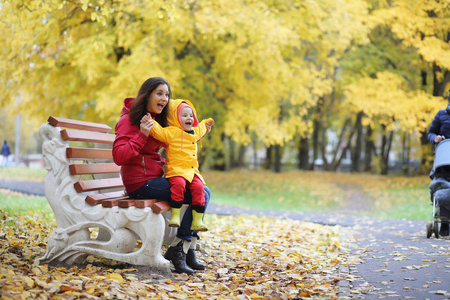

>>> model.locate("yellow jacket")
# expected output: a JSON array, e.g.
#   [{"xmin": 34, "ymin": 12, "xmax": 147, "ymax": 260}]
[{"xmin": 150, "ymin": 99, "xmax": 212, "ymax": 184}]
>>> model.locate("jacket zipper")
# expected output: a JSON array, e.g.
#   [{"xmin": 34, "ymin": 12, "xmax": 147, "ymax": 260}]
[{"xmin": 142, "ymin": 156, "xmax": 147, "ymax": 176}]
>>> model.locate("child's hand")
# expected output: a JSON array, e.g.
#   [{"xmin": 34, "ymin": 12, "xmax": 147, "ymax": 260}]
[
  {"xmin": 205, "ymin": 118, "xmax": 214, "ymax": 133},
  {"xmin": 140, "ymin": 113, "xmax": 154, "ymax": 136}
]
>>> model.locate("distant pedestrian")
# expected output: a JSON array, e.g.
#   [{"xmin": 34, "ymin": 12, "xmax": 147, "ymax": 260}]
[{"xmin": 1, "ymin": 140, "xmax": 10, "ymax": 167}]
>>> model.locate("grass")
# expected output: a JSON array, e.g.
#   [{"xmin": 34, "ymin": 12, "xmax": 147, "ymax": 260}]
[
  {"xmin": 0, "ymin": 167, "xmax": 47, "ymax": 182},
  {"xmin": 0, "ymin": 167, "xmax": 51, "ymax": 220},
  {"xmin": 0, "ymin": 190, "xmax": 52, "ymax": 225},
  {"xmin": 202, "ymin": 170, "xmax": 345, "ymax": 213},
  {"xmin": 367, "ymin": 177, "xmax": 432, "ymax": 221},
  {"xmin": 203, "ymin": 170, "xmax": 432, "ymax": 221},
  {"xmin": 0, "ymin": 167, "xmax": 433, "ymax": 221}
]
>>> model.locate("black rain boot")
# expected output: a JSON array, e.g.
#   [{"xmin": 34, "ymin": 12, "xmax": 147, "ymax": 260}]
[
  {"xmin": 439, "ymin": 222, "xmax": 449, "ymax": 236},
  {"xmin": 186, "ymin": 237, "xmax": 205, "ymax": 270},
  {"xmin": 164, "ymin": 240, "xmax": 194, "ymax": 275}
]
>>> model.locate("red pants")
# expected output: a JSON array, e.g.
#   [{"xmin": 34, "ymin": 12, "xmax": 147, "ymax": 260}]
[{"xmin": 168, "ymin": 175, "xmax": 205, "ymax": 208}]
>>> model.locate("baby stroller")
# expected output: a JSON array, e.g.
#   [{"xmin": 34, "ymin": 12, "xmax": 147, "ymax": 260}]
[{"xmin": 427, "ymin": 139, "xmax": 450, "ymax": 238}]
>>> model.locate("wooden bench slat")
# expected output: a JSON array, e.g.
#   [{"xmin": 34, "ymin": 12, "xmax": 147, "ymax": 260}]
[
  {"xmin": 86, "ymin": 191, "xmax": 127, "ymax": 201},
  {"xmin": 135, "ymin": 199, "xmax": 157, "ymax": 208},
  {"xmin": 61, "ymin": 129, "xmax": 115, "ymax": 144},
  {"xmin": 118, "ymin": 199, "xmax": 161, "ymax": 208},
  {"xmin": 48, "ymin": 116, "xmax": 112, "ymax": 133},
  {"xmin": 85, "ymin": 191, "xmax": 128, "ymax": 206},
  {"xmin": 67, "ymin": 148, "xmax": 113, "ymax": 159},
  {"xmin": 85, "ymin": 197, "xmax": 105, "ymax": 206},
  {"xmin": 74, "ymin": 178, "xmax": 124, "ymax": 193},
  {"xmin": 119, "ymin": 199, "xmax": 135, "ymax": 208},
  {"xmin": 69, "ymin": 163, "xmax": 121, "ymax": 175},
  {"xmin": 102, "ymin": 199, "xmax": 120, "ymax": 207},
  {"xmin": 151, "ymin": 201, "xmax": 171, "ymax": 214}
]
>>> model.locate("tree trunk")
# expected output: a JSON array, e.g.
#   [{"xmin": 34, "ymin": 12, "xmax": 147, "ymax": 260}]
[
  {"xmin": 312, "ymin": 118, "xmax": 320, "ymax": 170},
  {"xmin": 402, "ymin": 132, "xmax": 411, "ymax": 175},
  {"xmin": 364, "ymin": 126, "xmax": 374, "ymax": 172},
  {"xmin": 351, "ymin": 112, "xmax": 363, "ymax": 173},
  {"xmin": 320, "ymin": 123, "xmax": 329, "ymax": 170},
  {"xmin": 229, "ymin": 140, "xmax": 236, "ymax": 168},
  {"xmin": 298, "ymin": 136, "xmax": 309, "ymax": 170},
  {"xmin": 252, "ymin": 136, "xmax": 258, "ymax": 169},
  {"xmin": 433, "ymin": 63, "xmax": 450, "ymax": 98},
  {"xmin": 237, "ymin": 144, "xmax": 246, "ymax": 168},
  {"xmin": 274, "ymin": 144, "xmax": 282, "ymax": 173},
  {"xmin": 311, "ymin": 98, "xmax": 324, "ymax": 170},
  {"xmin": 264, "ymin": 146, "xmax": 273, "ymax": 170},
  {"xmin": 330, "ymin": 118, "xmax": 351, "ymax": 170},
  {"xmin": 380, "ymin": 127, "xmax": 394, "ymax": 175},
  {"xmin": 330, "ymin": 116, "xmax": 360, "ymax": 171},
  {"xmin": 421, "ymin": 70, "xmax": 427, "ymax": 86}
]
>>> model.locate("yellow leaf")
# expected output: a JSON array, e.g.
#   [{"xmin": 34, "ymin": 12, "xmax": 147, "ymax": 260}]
[
  {"xmin": 23, "ymin": 276, "xmax": 35, "ymax": 288},
  {"xmin": 107, "ymin": 273, "xmax": 125, "ymax": 284},
  {"xmin": 4, "ymin": 285, "xmax": 23, "ymax": 291},
  {"xmin": 31, "ymin": 267, "xmax": 42, "ymax": 275}
]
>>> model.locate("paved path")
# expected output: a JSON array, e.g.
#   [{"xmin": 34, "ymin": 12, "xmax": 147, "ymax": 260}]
[
  {"xmin": 207, "ymin": 204, "xmax": 450, "ymax": 299},
  {"xmin": 0, "ymin": 179, "xmax": 45, "ymax": 196},
  {"xmin": 1, "ymin": 179, "xmax": 449, "ymax": 299}
]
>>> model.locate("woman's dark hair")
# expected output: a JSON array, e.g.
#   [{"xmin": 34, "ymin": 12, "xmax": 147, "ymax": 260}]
[{"xmin": 129, "ymin": 77, "xmax": 171, "ymax": 127}]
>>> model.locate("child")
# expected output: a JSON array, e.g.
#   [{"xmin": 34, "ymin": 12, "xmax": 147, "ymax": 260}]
[{"xmin": 148, "ymin": 99, "xmax": 214, "ymax": 231}]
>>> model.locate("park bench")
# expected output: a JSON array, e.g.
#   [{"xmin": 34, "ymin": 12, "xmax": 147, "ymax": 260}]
[{"xmin": 35, "ymin": 116, "xmax": 182, "ymax": 273}]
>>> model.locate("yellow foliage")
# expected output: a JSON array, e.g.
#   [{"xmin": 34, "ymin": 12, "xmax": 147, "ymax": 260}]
[
  {"xmin": 0, "ymin": 0, "xmax": 371, "ymax": 147},
  {"xmin": 1, "ymin": 0, "xmax": 444, "ymax": 153},
  {"xmin": 344, "ymin": 71, "xmax": 444, "ymax": 133},
  {"xmin": 371, "ymin": 0, "xmax": 450, "ymax": 69}
]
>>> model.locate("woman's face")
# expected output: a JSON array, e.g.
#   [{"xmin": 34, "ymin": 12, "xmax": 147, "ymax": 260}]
[{"xmin": 146, "ymin": 84, "xmax": 169, "ymax": 114}]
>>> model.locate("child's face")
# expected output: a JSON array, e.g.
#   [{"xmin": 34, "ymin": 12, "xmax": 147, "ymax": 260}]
[{"xmin": 179, "ymin": 106, "xmax": 194, "ymax": 131}]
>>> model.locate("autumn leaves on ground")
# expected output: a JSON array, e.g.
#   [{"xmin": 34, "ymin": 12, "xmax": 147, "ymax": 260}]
[{"xmin": 0, "ymin": 170, "xmax": 431, "ymax": 299}]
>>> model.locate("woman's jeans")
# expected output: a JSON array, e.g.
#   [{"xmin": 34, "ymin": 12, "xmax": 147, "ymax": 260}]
[{"xmin": 128, "ymin": 178, "xmax": 211, "ymax": 242}]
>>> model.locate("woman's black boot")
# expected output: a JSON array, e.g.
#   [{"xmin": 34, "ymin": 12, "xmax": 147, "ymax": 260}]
[
  {"xmin": 186, "ymin": 249, "xmax": 205, "ymax": 270},
  {"xmin": 164, "ymin": 240, "xmax": 194, "ymax": 275},
  {"xmin": 186, "ymin": 237, "xmax": 205, "ymax": 270}
]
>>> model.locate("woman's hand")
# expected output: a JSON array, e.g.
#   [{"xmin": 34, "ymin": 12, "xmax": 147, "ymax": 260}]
[
  {"xmin": 140, "ymin": 114, "xmax": 154, "ymax": 136},
  {"xmin": 205, "ymin": 118, "xmax": 214, "ymax": 133},
  {"xmin": 435, "ymin": 135, "xmax": 445, "ymax": 144}
]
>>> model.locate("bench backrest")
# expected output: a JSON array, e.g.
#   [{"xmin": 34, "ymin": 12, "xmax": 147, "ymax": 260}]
[{"xmin": 48, "ymin": 116, "xmax": 169, "ymax": 212}]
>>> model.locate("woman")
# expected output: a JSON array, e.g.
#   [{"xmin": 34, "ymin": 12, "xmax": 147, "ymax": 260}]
[{"xmin": 112, "ymin": 77, "xmax": 211, "ymax": 274}]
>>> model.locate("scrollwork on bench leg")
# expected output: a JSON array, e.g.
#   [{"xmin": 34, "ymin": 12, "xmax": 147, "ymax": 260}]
[{"xmin": 35, "ymin": 216, "xmax": 170, "ymax": 273}]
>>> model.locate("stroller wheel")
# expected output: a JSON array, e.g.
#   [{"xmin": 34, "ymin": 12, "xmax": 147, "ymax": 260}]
[
  {"xmin": 434, "ymin": 222, "xmax": 439, "ymax": 238},
  {"xmin": 426, "ymin": 223, "xmax": 432, "ymax": 238}
]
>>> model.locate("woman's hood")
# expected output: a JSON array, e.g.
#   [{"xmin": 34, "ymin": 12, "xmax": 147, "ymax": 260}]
[
  {"xmin": 167, "ymin": 99, "xmax": 199, "ymax": 129},
  {"xmin": 120, "ymin": 98, "xmax": 134, "ymax": 117}
]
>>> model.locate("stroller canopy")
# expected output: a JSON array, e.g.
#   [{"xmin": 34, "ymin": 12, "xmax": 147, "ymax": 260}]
[{"xmin": 433, "ymin": 139, "xmax": 450, "ymax": 172}]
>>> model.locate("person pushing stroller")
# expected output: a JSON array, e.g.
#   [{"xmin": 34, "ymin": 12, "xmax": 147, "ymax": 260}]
[{"xmin": 427, "ymin": 89, "xmax": 450, "ymax": 237}]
